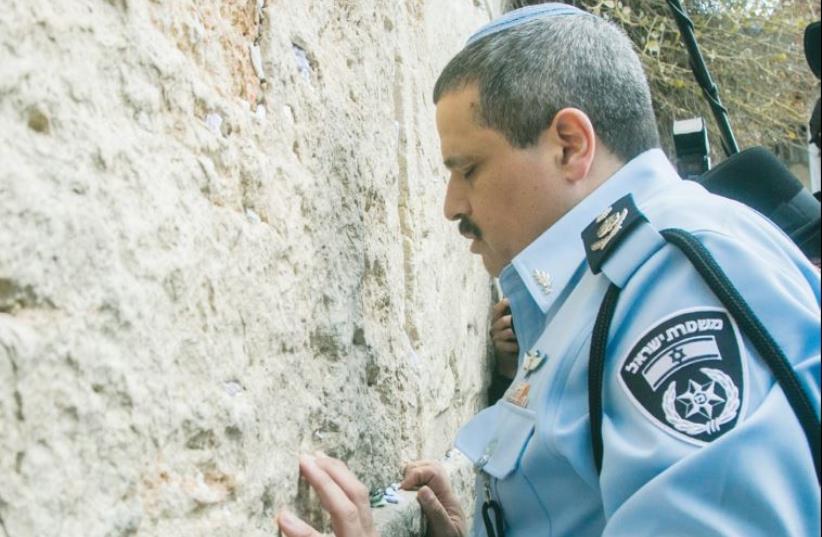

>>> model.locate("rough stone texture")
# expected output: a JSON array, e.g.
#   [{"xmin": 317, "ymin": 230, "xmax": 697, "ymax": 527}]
[{"xmin": 0, "ymin": 1, "xmax": 498, "ymax": 535}]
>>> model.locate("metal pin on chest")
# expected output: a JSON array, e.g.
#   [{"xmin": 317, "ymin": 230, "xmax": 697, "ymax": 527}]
[
  {"xmin": 505, "ymin": 350, "xmax": 547, "ymax": 408},
  {"xmin": 523, "ymin": 349, "xmax": 547, "ymax": 378}
]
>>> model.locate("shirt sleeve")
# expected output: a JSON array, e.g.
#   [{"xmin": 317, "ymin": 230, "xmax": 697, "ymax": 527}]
[{"xmin": 598, "ymin": 226, "xmax": 821, "ymax": 537}]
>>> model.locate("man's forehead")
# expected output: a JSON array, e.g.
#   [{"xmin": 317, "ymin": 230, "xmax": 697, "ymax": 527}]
[
  {"xmin": 436, "ymin": 85, "xmax": 485, "ymax": 162},
  {"xmin": 436, "ymin": 84, "xmax": 481, "ymax": 119}
]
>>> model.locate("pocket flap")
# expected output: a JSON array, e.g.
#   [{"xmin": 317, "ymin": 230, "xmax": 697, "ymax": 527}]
[{"xmin": 455, "ymin": 402, "xmax": 536, "ymax": 480}]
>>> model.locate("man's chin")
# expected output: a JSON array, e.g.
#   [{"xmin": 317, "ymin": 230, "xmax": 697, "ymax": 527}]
[
  {"xmin": 469, "ymin": 240, "xmax": 503, "ymax": 276},
  {"xmin": 479, "ymin": 253, "xmax": 503, "ymax": 277}
]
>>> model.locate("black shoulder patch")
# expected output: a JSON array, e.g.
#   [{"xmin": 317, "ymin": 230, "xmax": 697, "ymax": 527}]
[
  {"xmin": 582, "ymin": 194, "xmax": 647, "ymax": 274},
  {"xmin": 618, "ymin": 308, "xmax": 746, "ymax": 445}
]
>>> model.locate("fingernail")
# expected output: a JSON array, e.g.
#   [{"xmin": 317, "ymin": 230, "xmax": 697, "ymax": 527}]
[
  {"xmin": 315, "ymin": 450, "xmax": 328, "ymax": 459},
  {"xmin": 299, "ymin": 454, "xmax": 318, "ymax": 469}
]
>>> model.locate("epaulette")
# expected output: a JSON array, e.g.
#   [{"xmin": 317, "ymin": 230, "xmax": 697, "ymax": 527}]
[{"xmin": 581, "ymin": 193, "xmax": 648, "ymax": 275}]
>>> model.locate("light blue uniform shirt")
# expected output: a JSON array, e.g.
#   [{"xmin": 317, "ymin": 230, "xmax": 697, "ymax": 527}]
[{"xmin": 455, "ymin": 149, "xmax": 821, "ymax": 536}]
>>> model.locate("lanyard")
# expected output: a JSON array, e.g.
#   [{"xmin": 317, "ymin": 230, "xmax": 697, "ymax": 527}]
[{"xmin": 481, "ymin": 474, "xmax": 506, "ymax": 537}]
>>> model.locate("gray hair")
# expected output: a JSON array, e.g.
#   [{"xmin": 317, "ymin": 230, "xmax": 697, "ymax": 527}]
[{"xmin": 433, "ymin": 14, "xmax": 660, "ymax": 162}]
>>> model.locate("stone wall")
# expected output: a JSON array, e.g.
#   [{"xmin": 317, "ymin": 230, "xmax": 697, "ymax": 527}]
[{"xmin": 0, "ymin": 1, "xmax": 498, "ymax": 535}]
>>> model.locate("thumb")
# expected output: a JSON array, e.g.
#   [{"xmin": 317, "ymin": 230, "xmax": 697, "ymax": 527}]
[{"xmin": 417, "ymin": 486, "xmax": 455, "ymax": 536}]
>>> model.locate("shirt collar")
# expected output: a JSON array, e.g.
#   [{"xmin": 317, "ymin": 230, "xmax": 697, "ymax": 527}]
[{"xmin": 500, "ymin": 148, "xmax": 678, "ymax": 314}]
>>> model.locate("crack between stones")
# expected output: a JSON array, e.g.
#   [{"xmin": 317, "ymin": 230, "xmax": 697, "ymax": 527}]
[
  {"xmin": 255, "ymin": 0, "xmax": 267, "ymax": 44},
  {"xmin": 0, "ymin": 513, "xmax": 11, "ymax": 537},
  {"xmin": 2, "ymin": 348, "xmax": 24, "ymax": 422},
  {"xmin": 392, "ymin": 40, "xmax": 419, "ymax": 346}
]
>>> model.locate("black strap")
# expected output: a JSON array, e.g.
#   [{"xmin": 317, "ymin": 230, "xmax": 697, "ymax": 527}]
[
  {"xmin": 589, "ymin": 283, "xmax": 622, "ymax": 475},
  {"xmin": 481, "ymin": 499, "xmax": 506, "ymax": 537},
  {"xmin": 661, "ymin": 229, "xmax": 821, "ymax": 483},
  {"xmin": 588, "ymin": 227, "xmax": 821, "ymax": 485}
]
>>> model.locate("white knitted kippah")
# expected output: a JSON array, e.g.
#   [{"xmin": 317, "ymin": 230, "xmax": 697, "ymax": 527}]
[{"xmin": 466, "ymin": 3, "xmax": 589, "ymax": 46}]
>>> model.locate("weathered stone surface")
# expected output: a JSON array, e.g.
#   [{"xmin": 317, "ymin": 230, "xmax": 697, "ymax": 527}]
[{"xmin": 0, "ymin": 1, "xmax": 498, "ymax": 535}]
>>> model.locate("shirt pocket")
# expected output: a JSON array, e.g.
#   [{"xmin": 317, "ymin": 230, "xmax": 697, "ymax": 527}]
[
  {"xmin": 485, "ymin": 402, "xmax": 536, "ymax": 478},
  {"xmin": 456, "ymin": 401, "xmax": 536, "ymax": 479}
]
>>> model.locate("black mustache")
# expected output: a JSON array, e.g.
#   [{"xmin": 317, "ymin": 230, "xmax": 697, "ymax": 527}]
[{"xmin": 458, "ymin": 217, "xmax": 482, "ymax": 239}]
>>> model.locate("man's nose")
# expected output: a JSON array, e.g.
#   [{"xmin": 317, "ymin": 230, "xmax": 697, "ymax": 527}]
[{"xmin": 443, "ymin": 176, "xmax": 469, "ymax": 222}]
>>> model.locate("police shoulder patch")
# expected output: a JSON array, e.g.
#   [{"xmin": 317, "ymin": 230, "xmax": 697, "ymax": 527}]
[{"xmin": 618, "ymin": 308, "xmax": 746, "ymax": 445}]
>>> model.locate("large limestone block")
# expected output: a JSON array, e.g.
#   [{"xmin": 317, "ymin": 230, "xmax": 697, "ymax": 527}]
[{"xmin": 0, "ymin": 1, "xmax": 497, "ymax": 535}]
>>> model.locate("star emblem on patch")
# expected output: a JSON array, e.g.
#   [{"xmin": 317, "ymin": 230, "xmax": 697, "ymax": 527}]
[
  {"xmin": 619, "ymin": 308, "xmax": 746, "ymax": 445},
  {"xmin": 677, "ymin": 379, "xmax": 725, "ymax": 419},
  {"xmin": 670, "ymin": 347, "xmax": 687, "ymax": 364}
]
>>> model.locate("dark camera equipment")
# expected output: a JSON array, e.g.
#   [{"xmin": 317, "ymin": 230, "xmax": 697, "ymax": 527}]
[
  {"xmin": 673, "ymin": 117, "xmax": 711, "ymax": 179},
  {"xmin": 697, "ymin": 147, "xmax": 821, "ymax": 262},
  {"xmin": 667, "ymin": 0, "xmax": 820, "ymax": 263}
]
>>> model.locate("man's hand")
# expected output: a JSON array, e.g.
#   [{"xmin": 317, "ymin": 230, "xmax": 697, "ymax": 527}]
[
  {"xmin": 491, "ymin": 298, "xmax": 518, "ymax": 378},
  {"xmin": 402, "ymin": 460, "xmax": 466, "ymax": 537},
  {"xmin": 277, "ymin": 453, "xmax": 379, "ymax": 537}
]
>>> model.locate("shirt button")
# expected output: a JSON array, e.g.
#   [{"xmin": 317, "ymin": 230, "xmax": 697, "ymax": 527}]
[{"xmin": 475, "ymin": 454, "xmax": 490, "ymax": 470}]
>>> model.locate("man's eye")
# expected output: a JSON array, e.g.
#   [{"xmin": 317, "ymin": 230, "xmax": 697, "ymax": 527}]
[{"xmin": 463, "ymin": 166, "xmax": 476, "ymax": 179}]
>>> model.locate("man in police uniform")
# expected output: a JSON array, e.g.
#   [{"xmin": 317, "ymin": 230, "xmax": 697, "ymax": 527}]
[{"xmin": 277, "ymin": 4, "xmax": 821, "ymax": 537}]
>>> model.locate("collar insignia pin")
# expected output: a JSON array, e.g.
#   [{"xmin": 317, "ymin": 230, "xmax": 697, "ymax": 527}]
[{"xmin": 532, "ymin": 269, "xmax": 552, "ymax": 295}]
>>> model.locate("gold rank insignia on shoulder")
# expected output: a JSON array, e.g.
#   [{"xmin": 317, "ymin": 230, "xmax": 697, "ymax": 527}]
[
  {"xmin": 591, "ymin": 208, "xmax": 628, "ymax": 252},
  {"xmin": 581, "ymin": 194, "xmax": 648, "ymax": 275}
]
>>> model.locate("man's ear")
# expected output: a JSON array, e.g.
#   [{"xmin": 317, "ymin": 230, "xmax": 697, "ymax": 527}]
[{"xmin": 548, "ymin": 108, "xmax": 596, "ymax": 183}]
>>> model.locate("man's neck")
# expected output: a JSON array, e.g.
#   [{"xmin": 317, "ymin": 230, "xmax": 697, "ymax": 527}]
[{"xmin": 584, "ymin": 146, "xmax": 627, "ymax": 198}]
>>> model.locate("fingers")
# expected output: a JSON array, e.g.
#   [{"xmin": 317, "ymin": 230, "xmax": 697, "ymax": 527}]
[
  {"xmin": 491, "ymin": 326, "xmax": 516, "ymax": 343},
  {"xmin": 314, "ymin": 453, "xmax": 374, "ymax": 532},
  {"xmin": 491, "ymin": 310, "xmax": 518, "ymax": 360},
  {"xmin": 491, "ymin": 313, "xmax": 513, "ymax": 333},
  {"xmin": 401, "ymin": 461, "xmax": 467, "ymax": 536},
  {"xmin": 403, "ymin": 459, "xmax": 439, "ymax": 472},
  {"xmin": 491, "ymin": 298, "xmax": 510, "ymax": 320},
  {"xmin": 402, "ymin": 461, "xmax": 460, "ymax": 510},
  {"xmin": 492, "ymin": 313, "xmax": 519, "ymax": 359},
  {"xmin": 494, "ymin": 340, "xmax": 519, "ymax": 354},
  {"xmin": 490, "ymin": 315, "xmax": 516, "ymax": 346},
  {"xmin": 401, "ymin": 460, "xmax": 450, "ymax": 492},
  {"xmin": 276, "ymin": 511, "xmax": 321, "ymax": 537},
  {"xmin": 417, "ymin": 486, "xmax": 457, "ymax": 537},
  {"xmin": 298, "ymin": 455, "xmax": 363, "ymax": 536},
  {"xmin": 401, "ymin": 460, "xmax": 430, "ymax": 489}
]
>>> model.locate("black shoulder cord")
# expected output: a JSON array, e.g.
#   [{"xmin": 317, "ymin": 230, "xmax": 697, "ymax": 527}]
[
  {"xmin": 588, "ymin": 228, "xmax": 821, "ymax": 486},
  {"xmin": 589, "ymin": 282, "xmax": 622, "ymax": 476}
]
